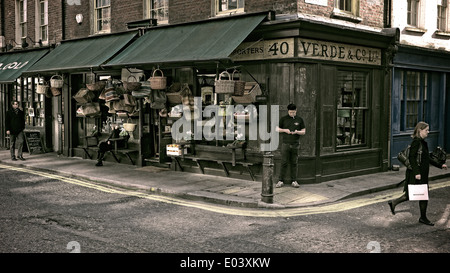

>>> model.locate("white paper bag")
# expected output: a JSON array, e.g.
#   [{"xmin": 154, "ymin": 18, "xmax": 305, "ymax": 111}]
[{"xmin": 408, "ymin": 184, "xmax": 429, "ymax": 200}]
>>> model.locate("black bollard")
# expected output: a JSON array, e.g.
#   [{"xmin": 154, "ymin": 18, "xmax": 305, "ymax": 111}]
[{"xmin": 261, "ymin": 152, "xmax": 274, "ymax": 203}]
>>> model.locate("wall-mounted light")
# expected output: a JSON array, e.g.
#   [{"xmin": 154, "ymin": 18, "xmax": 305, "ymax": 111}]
[
  {"xmin": 6, "ymin": 39, "xmax": 19, "ymax": 51},
  {"xmin": 76, "ymin": 14, "xmax": 83, "ymax": 24},
  {"xmin": 21, "ymin": 36, "xmax": 43, "ymax": 48}
]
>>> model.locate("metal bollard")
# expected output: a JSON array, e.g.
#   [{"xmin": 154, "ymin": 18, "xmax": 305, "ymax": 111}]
[{"xmin": 261, "ymin": 152, "xmax": 274, "ymax": 203}]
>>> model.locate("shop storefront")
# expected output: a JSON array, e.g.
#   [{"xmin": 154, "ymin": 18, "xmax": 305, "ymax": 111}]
[
  {"xmin": 103, "ymin": 13, "xmax": 398, "ymax": 183},
  {"xmin": 11, "ymin": 12, "xmax": 399, "ymax": 184},
  {"xmin": 0, "ymin": 48, "xmax": 50, "ymax": 150},
  {"xmin": 25, "ymin": 31, "xmax": 139, "ymax": 160},
  {"xmin": 390, "ymin": 45, "xmax": 450, "ymax": 167}
]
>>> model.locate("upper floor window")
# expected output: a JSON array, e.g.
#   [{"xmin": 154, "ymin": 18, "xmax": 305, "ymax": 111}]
[
  {"xmin": 94, "ymin": 0, "xmax": 111, "ymax": 33},
  {"xmin": 146, "ymin": 0, "xmax": 168, "ymax": 24},
  {"xmin": 17, "ymin": 0, "xmax": 27, "ymax": 39},
  {"xmin": 407, "ymin": 0, "xmax": 420, "ymax": 27},
  {"xmin": 334, "ymin": 0, "xmax": 359, "ymax": 15},
  {"xmin": 38, "ymin": 0, "xmax": 48, "ymax": 43},
  {"xmin": 437, "ymin": 0, "xmax": 448, "ymax": 32},
  {"xmin": 216, "ymin": 0, "xmax": 244, "ymax": 15}
]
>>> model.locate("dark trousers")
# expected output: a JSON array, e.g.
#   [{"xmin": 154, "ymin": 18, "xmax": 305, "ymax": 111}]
[
  {"xmin": 278, "ymin": 143, "xmax": 299, "ymax": 182},
  {"xmin": 10, "ymin": 131, "xmax": 24, "ymax": 158},
  {"xmin": 97, "ymin": 141, "xmax": 113, "ymax": 162}
]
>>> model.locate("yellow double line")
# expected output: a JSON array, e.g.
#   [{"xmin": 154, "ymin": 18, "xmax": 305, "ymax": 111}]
[{"xmin": 1, "ymin": 164, "xmax": 449, "ymax": 218}]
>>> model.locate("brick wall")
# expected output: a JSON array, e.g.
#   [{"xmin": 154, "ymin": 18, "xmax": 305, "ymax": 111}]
[{"xmin": 1, "ymin": 0, "xmax": 385, "ymax": 47}]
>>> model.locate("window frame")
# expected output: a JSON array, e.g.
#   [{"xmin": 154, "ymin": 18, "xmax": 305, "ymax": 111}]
[
  {"xmin": 145, "ymin": 0, "xmax": 169, "ymax": 24},
  {"xmin": 407, "ymin": 0, "xmax": 420, "ymax": 27},
  {"xmin": 334, "ymin": 0, "xmax": 360, "ymax": 16},
  {"xmin": 94, "ymin": 0, "xmax": 111, "ymax": 34},
  {"xmin": 336, "ymin": 70, "xmax": 369, "ymax": 149},
  {"xmin": 400, "ymin": 70, "xmax": 429, "ymax": 131},
  {"xmin": 17, "ymin": 0, "xmax": 27, "ymax": 40},
  {"xmin": 215, "ymin": 0, "xmax": 245, "ymax": 16},
  {"xmin": 437, "ymin": 0, "xmax": 448, "ymax": 32},
  {"xmin": 37, "ymin": 0, "xmax": 48, "ymax": 43}
]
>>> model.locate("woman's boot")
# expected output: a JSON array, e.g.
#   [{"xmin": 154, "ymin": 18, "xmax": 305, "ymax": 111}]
[
  {"xmin": 388, "ymin": 193, "xmax": 408, "ymax": 215},
  {"xmin": 418, "ymin": 200, "xmax": 434, "ymax": 226}
]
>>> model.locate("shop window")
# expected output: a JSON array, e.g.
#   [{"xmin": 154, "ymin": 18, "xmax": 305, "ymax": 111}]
[
  {"xmin": 336, "ymin": 71, "xmax": 368, "ymax": 147},
  {"xmin": 38, "ymin": 0, "xmax": 48, "ymax": 43},
  {"xmin": 145, "ymin": 0, "xmax": 168, "ymax": 24},
  {"xmin": 94, "ymin": 0, "xmax": 111, "ymax": 34},
  {"xmin": 400, "ymin": 70, "xmax": 428, "ymax": 130},
  {"xmin": 13, "ymin": 77, "xmax": 45, "ymax": 127},
  {"xmin": 215, "ymin": 0, "xmax": 244, "ymax": 16},
  {"xmin": 437, "ymin": 0, "xmax": 448, "ymax": 32}
]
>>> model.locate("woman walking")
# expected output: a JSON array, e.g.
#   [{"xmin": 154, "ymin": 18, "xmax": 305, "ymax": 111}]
[{"xmin": 388, "ymin": 122, "xmax": 447, "ymax": 226}]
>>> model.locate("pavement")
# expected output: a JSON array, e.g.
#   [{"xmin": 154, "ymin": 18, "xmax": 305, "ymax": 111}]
[{"xmin": 1, "ymin": 149, "xmax": 449, "ymax": 209}]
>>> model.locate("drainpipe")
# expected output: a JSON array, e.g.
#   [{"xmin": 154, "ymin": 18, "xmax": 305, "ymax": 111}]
[{"xmin": 61, "ymin": 0, "xmax": 66, "ymax": 40}]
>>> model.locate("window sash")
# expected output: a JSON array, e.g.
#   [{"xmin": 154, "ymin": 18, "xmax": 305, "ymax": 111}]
[
  {"xmin": 39, "ymin": 0, "xmax": 48, "ymax": 42},
  {"xmin": 148, "ymin": 0, "xmax": 168, "ymax": 23},
  {"xmin": 400, "ymin": 70, "xmax": 428, "ymax": 130},
  {"xmin": 407, "ymin": 0, "xmax": 419, "ymax": 27},
  {"xmin": 216, "ymin": 0, "xmax": 244, "ymax": 15},
  {"xmin": 437, "ymin": 4, "xmax": 447, "ymax": 31},
  {"xmin": 336, "ymin": 71, "xmax": 368, "ymax": 148},
  {"xmin": 94, "ymin": 0, "xmax": 111, "ymax": 33}
]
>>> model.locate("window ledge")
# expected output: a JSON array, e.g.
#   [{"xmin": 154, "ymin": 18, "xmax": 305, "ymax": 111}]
[
  {"xmin": 434, "ymin": 31, "xmax": 450, "ymax": 38},
  {"xmin": 330, "ymin": 9, "xmax": 362, "ymax": 23},
  {"xmin": 404, "ymin": 26, "xmax": 427, "ymax": 34}
]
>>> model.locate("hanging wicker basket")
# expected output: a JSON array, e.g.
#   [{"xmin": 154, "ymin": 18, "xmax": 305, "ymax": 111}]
[
  {"xmin": 50, "ymin": 75, "xmax": 64, "ymax": 88},
  {"xmin": 149, "ymin": 69, "xmax": 167, "ymax": 90},
  {"xmin": 86, "ymin": 80, "xmax": 106, "ymax": 91},
  {"xmin": 232, "ymin": 70, "xmax": 245, "ymax": 96},
  {"xmin": 123, "ymin": 118, "xmax": 136, "ymax": 132},
  {"xmin": 51, "ymin": 87, "xmax": 61, "ymax": 97},
  {"xmin": 36, "ymin": 81, "xmax": 49, "ymax": 95},
  {"xmin": 123, "ymin": 75, "xmax": 142, "ymax": 92},
  {"xmin": 215, "ymin": 71, "xmax": 235, "ymax": 94}
]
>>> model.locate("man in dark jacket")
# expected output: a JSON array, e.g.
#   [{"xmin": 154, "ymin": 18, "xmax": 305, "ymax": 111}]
[{"xmin": 5, "ymin": 100, "xmax": 26, "ymax": 161}]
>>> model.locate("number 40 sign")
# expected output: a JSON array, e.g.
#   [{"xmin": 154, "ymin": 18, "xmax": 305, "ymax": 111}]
[{"xmin": 230, "ymin": 38, "xmax": 295, "ymax": 61}]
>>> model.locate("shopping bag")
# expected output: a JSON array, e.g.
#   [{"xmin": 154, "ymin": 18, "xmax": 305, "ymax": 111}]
[{"xmin": 408, "ymin": 184, "xmax": 429, "ymax": 200}]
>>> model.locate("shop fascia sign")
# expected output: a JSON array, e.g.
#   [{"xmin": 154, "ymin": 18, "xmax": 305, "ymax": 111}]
[
  {"xmin": 0, "ymin": 61, "xmax": 30, "ymax": 71},
  {"xmin": 231, "ymin": 37, "xmax": 381, "ymax": 65}
]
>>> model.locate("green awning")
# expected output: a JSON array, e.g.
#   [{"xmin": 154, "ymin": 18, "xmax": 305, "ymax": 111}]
[
  {"xmin": 0, "ymin": 48, "xmax": 49, "ymax": 83},
  {"xmin": 105, "ymin": 14, "xmax": 266, "ymax": 67},
  {"xmin": 26, "ymin": 31, "xmax": 138, "ymax": 73}
]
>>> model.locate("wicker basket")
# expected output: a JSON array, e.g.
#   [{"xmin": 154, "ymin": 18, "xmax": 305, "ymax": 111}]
[
  {"xmin": 51, "ymin": 87, "xmax": 61, "ymax": 97},
  {"xmin": 149, "ymin": 69, "xmax": 167, "ymax": 90},
  {"xmin": 231, "ymin": 82, "xmax": 262, "ymax": 104},
  {"xmin": 123, "ymin": 118, "xmax": 136, "ymax": 132},
  {"xmin": 166, "ymin": 83, "xmax": 183, "ymax": 104},
  {"xmin": 86, "ymin": 80, "xmax": 106, "ymax": 91},
  {"xmin": 215, "ymin": 71, "xmax": 235, "ymax": 94},
  {"xmin": 36, "ymin": 82, "xmax": 49, "ymax": 95},
  {"xmin": 50, "ymin": 75, "xmax": 64, "ymax": 88},
  {"xmin": 232, "ymin": 70, "xmax": 245, "ymax": 96},
  {"xmin": 123, "ymin": 75, "xmax": 141, "ymax": 91}
]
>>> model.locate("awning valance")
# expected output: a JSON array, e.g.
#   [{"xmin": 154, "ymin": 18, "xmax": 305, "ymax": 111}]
[
  {"xmin": 26, "ymin": 31, "xmax": 138, "ymax": 74},
  {"xmin": 0, "ymin": 48, "xmax": 49, "ymax": 83},
  {"xmin": 105, "ymin": 14, "xmax": 267, "ymax": 67}
]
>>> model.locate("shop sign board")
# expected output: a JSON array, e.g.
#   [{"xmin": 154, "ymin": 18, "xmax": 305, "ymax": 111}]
[
  {"xmin": 298, "ymin": 38, "xmax": 381, "ymax": 65},
  {"xmin": 230, "ymin": 38, "xmax": 295, "ymax": 61},
  {"xmin": 231, "ymin": 38, "xmax": 381, "ymax": 65},
  {"xmin": 24, "ymin": 130, "xmax": 45, "ymax": 155}
]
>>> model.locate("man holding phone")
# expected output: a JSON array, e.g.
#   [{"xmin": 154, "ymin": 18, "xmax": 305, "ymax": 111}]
[{"xmin": 275, "ymin": 103, "xmax": 306, "ymax": 188}]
